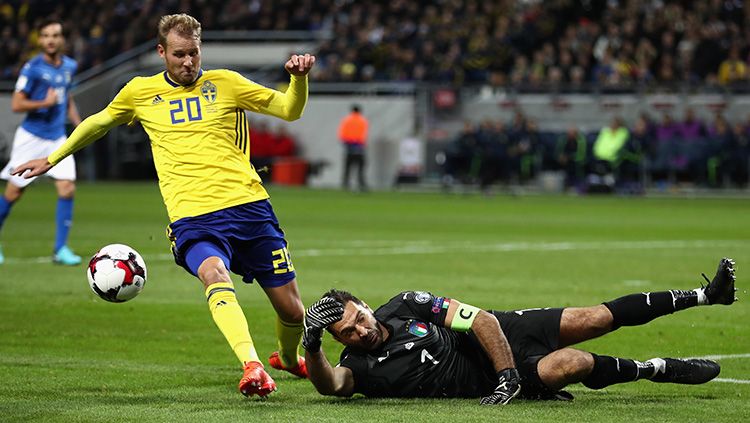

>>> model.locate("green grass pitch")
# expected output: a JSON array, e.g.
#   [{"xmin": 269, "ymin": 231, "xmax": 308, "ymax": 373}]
[{"xmin": 0, "ymin": 182, "xmax": 748, "ymax": 422}]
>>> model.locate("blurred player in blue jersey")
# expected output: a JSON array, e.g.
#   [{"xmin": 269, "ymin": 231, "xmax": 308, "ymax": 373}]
[
  {"xmin": 14, "ymin": 13, "xmax": 314, "ymax": 398},
  {"xmin": 0, "ymin": 19, "xmax": 82, "ymax": 266}
]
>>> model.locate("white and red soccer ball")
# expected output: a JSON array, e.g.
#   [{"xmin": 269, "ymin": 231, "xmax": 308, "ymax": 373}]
[{"xmin": 87, "ymin": 244, "xmax": 147, "ymax": 303}]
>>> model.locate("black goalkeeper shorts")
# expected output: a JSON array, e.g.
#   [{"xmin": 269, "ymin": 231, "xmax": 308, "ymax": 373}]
[{"xmin": 491, "ymin": 307, "xmax": 564, "ymax": 396}]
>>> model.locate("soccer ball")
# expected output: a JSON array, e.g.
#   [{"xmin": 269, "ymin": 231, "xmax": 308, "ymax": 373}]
[{"xmin": 87, "ymin": 244, "xmax": 147, "ymax": 303}]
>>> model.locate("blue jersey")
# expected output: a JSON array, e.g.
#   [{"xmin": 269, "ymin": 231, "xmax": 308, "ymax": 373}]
[{"xmin": 14, "ymin": 54, "xmax": 77, "ymax": 140}]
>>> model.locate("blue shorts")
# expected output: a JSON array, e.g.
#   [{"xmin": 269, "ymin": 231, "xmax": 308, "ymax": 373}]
[{"xmin": 167, "ymin": 200, "xmax": 296, "ymax": 288}]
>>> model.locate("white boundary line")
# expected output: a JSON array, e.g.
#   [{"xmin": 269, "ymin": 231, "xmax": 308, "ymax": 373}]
[
  {"xmin": 692, "ymin": 353, "xmax": 750, "ymax": 360},
  {"xmin": 713, "ymin": 378, "xmax": 750, "ymax": 384},
  {"xmin": 4, "ymin": 239, "xmax": 749, "ymax": 264}
]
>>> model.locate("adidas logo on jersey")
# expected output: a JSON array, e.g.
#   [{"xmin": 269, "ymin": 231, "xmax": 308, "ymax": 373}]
[{"xmin": 152, "ymin": 95, "xmax": 164, "ymax": 105}]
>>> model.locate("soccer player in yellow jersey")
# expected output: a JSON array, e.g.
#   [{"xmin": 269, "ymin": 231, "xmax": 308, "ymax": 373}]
[{"xmin": 13, "ymin": 13, "xmax": 314, "ymax": 398}]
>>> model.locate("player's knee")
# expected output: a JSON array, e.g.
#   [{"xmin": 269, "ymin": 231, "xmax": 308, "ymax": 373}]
[
  {"xmin": 562, "ymin": 351, "xmax": 595, "ymax": 381},
  {"xmin": 197, "ymin": 257, "xmax": 231, "ymax": 285},
  {"xmin": 279, "ymin": 298, "xmax": 304, "ymax": 323},
  {"xmin": 4, "ymin": 184, "xmax": 24, "ymax": 202},
  {"xmin": 588, "ymin": 305, "xmax": 614, "ymax": 333},
  {"xmin": 540, "ymin": 349, "xmax": 594, "ymax": 387},
  {"xmin": 56, "ymin": 180, "xmax": 76, "ymax": 198},
  {"xmin": 576, "ymin": 305, "xmax": 613, "ymax": 336}
]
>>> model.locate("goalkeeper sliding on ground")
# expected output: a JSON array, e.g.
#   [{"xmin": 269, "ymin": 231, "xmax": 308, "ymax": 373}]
[{"xmin": 302, "ymin": 258, "xmax": 737, "ymax": 402}]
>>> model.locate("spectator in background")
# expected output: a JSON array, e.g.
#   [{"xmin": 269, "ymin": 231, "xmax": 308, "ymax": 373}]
[
  {"xmin": 441, "ymin": 120, "xmax": 480, "ymax": 190},
  {"xmin": 673, "ymin": 108, "xmax": 707, "ymax": 182},
  {"xmin": 703, "ymin": 115, "xmax": 733, "ymax": 186},
  {"xmin": 652, "ymin": 113, "xmax": 679, "ymax": 182},
  {"xmin": 718, "ymin": 45, "xmax": 747, "ymax": 85},
  {"xmin": 676, "ymin": 108, "xmax": 705, "ymax": 141},
  {"xmin": 555, "ymin": 126, "xmax": 588, "ymax": 190},
  {"xmin": 339, "ymin": 104, "xmax": 369, "ymax": 192},
  {"xmin": 511, "ymin": 119, "xmax": 540, "ymax": 183},
  {"xmin": 631, "ymin": 116, "xmax": 655, "ymax": 178},
  {"xmin": 590, "ymin": 116, "xmax": 630, "ymax": 191},
  {"xmin": 477, "ymin": 119, "xmax": 509, "ymax": 192},
  {"xmin": 726, "ymin": 122, "xmax": 750, "ymax": 187}
]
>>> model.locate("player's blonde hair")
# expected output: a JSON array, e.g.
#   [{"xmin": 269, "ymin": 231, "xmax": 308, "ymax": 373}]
[{"xmin": 158, "ymin": 13, "xmax": 201, "ymax": 48}]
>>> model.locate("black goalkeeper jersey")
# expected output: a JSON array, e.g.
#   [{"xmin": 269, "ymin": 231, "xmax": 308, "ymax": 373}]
[{"xmin": 337, "ymin": 291, "xmax": 497, "ymax": 398}]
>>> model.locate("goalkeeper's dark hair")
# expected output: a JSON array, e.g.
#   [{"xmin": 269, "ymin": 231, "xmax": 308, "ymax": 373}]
[{"xmin": 324, "ymin": 289, "xmax": 363, "ymax": 307}]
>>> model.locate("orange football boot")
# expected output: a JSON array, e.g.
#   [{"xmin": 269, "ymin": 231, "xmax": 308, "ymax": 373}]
[
  {"xmin": 239, "ymin": 361, "xmax": 277, "ymax": 398},
  {"xmin": 268, "ymin": 351, "xmax": 308, "ymax": 379}
]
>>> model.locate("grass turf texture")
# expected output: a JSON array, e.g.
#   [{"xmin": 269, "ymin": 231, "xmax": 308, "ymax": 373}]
[{"xmin": 0, "ymin": 182, "xmax": 748, "ymax": 422}]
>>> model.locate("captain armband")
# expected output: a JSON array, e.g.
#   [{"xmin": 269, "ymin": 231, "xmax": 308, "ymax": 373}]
[{"xmin": 449, "ymin": 302, "xmax": 481, "ymax": 332}]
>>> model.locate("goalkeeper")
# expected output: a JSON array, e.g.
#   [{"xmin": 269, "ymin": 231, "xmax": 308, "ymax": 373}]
[{"xmin": 301, "ymin": 258, "xmax": 736, "ymax": 403}]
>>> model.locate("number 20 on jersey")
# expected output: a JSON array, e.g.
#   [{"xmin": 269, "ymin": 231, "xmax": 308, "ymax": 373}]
[{"xmin": 169, "ymin": 97, "xmax": 202, "ymax": 124}]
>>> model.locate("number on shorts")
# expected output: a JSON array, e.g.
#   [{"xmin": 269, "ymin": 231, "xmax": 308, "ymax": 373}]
[{"xmin": 271, "ymin": 247, "xmax": 295, "ymax": 274}]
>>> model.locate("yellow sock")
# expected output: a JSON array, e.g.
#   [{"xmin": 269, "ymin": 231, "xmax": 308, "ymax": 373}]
[
  {"xmin": 276, "ymin": 317, "xmax": 303, "ymax": 367},
  {"xmin": 205, "ymin": 282, "xmax": 260, "ymax": 365}
]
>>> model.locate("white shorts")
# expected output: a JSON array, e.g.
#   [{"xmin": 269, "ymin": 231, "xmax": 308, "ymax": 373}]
[{"xmin": 0, "ymin": 126, "xmax": 76, "ymax": 188}]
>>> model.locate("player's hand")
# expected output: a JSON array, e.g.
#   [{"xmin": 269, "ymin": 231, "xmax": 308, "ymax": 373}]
[
  {"xmin": 480, "ymin": 368, "xmax": 522, "ymax": 405},
  {"xmin": 44, "ymin": 87, "xmax": 58, "ymax": 107},
  {"xmin": 285, "ymin": 54, "xmax": 316, "ymax": 76},
  {"xmin": 302, "ymin": 296, "xmax": 344, "ymax": 353},
  {"xmin": 11, "ymin": 158, "xmax": 53, "ymax": 179}
]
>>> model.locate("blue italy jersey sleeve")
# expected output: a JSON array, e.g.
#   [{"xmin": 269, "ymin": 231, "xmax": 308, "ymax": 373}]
[
  {"xmin": 15, "ymin": 62, "xmax": 37, "ymax": 95},
  {"xmin": 18, "ymin": 55, "xmax": 77, "ymax": 140}
]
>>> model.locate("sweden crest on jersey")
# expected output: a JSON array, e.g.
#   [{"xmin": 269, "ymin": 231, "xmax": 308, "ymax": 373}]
[{"xmin": 201, "ymin": 80, "xmax": 217, "ymax": 103}]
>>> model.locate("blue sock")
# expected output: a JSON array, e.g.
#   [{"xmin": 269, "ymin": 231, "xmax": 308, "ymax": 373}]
[
  {"xmin": 0, "ymin": 196, "xmax": 14, "ymax": 235},
  {"xmin": 55, "ymin": 197, "xmax": 74, "ymax": 253}
]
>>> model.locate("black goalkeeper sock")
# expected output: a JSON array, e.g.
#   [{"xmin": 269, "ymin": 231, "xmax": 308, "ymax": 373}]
[
  {"xmin": 582, "ymin": 354, "xmax": 655, "ymax": 389},
  {"xmin": 603, "ymin": 290, "xmax": 699, "ymax": 330}
]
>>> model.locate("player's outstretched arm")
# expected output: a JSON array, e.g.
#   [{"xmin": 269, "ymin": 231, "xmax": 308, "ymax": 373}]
[
  {"xmin": 444, "ymin": 299, "xmax": 521, "ymax": 404},
  {"xmin": 12, "ymin": 109, "xmax": 119, "ymax": 179},
  {"xmin": 255, "ymin": 54, "xmax": 316, "ymax": 121},
  {"xmin": 301, "ymin": 296, "xmax": 354, "ymax": 396}
]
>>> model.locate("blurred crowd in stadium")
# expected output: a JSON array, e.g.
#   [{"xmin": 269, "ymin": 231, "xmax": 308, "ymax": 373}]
[
  {"xmin": 1, "ymin": 0, "xmax": 749, "ymax": 190},
  {"xmin": 439, "ymin": 109, "xmax": 750, "ymax": 193},
  {"xmin": 1, "ymin": 0, "xmax": 748, "ymax": 87}
]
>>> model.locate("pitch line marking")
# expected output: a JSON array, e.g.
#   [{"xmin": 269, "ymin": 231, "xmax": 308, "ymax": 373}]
[
  {"xmin": 713, "ymin": 378, "xmax": 750, "ymax": 384},
  {"xmin": 3, "ymin": 239, "xmax": 748, "ymax": 264},
  {"xmin": 692, "ymin": 353, "xmax": 750, "ymax": 360}
]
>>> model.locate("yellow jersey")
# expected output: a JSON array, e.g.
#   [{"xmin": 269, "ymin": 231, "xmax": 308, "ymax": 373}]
[{"xmin": 50, "ymin": 69, "xmax": 308, "ymax": 222}]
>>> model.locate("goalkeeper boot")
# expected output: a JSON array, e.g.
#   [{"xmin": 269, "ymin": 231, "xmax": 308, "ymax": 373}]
[
  {"xmin": 268, "ymin": 351, "xmax": 308, "ymax": 378},
  {"xmin": 53, "ymin": 245, "xmax": 82, "ymax": 266},
  {"xmin": 648, "ymin": 358, "xmax": 720, "ymax": 384},
  {"xmin": 702, "ymin": 257, "xmax": 737, "ymax": 305},
  {"xmin": 239, "ymin": 361, "xmax": 277, "ymax": 398}
]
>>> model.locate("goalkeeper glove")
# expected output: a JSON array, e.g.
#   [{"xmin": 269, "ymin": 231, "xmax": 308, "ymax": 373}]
[
  {"xmin": 479, "ymin": 368, "xmax": 521, "ymax": 405},
  {"xmin": 302, "ymin": 296, "xmax": 344, "ymax": 353}
]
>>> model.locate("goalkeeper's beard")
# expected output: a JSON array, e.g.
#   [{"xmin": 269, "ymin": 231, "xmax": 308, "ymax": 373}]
[{"xmin": 361, "ymin": 324, "xmax": 387, "ymax": 350}]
